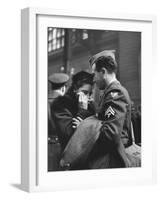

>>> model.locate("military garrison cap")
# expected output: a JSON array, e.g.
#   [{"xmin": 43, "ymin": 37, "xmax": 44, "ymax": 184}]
[
  {"xmin": 89, "ymin": 50, "xmax": 116, "ymax": 66},
  {"xmin": 49, "ymin": 73, "xmax": 69, "ymax": 90}
]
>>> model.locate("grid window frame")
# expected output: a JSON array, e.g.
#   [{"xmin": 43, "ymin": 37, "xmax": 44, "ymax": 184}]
[{"xmin": 48, "ymin": 28, "xmax": 65, "ymax": 52}]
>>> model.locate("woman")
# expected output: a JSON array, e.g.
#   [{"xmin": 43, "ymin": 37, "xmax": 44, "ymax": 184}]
[{"xmin": 51, "ymin": 71, "xmax": 95, "ymax": 151}]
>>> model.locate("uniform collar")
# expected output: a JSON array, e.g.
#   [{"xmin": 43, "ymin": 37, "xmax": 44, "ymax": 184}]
[{"xmin": 104, "ymin": 79, "xmax": 120, "ymax": 93}]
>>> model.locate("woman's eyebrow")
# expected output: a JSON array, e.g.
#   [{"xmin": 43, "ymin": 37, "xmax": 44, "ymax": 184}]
[
  {"xmin": 82, "ymin": 90, "xmax": 92, "ymax": 95},
  {"xmin": 82, "ymin": 90, "xmax": 88, "ymax": 93}
]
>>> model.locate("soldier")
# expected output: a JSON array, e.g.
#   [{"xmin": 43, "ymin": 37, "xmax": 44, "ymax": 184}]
[
  {"xmin": 86, "ymin": 50, "xmax": 133, "ymax": 168},
  {"xmin": 48, "ymin": 73, "xmax": 69, "ymax": 171}
]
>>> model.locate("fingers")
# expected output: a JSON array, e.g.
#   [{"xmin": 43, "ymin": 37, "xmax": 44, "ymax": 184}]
[
  {"xmin": 72, "ymin": 117, "xmax": 83, "ymax": 122},
  {"xmin": 72, "ymin": 125, "xmax": 77, "ymax": 129},
  {"xmin": 78, "ymin": 92, "xmax": 88, "ymax": 103},
  {"xmin": 78, "ymin": 94, "xmax": 89, "ymax": 110},
  {"xmin": 72, "ymin": 118, "xmax": 80, "ymax": 124},
  {"xmin": 72, "ymin": 119, "xmax": 80, "ymax": 129},
  {"xmin": 72, "ymin": 117, "xmax": 83, "ymax": 129},
  {"xmin": 72, "ymin": 121, "xmax": 79, "ymax": 129},
  {"xmin": 72, "ymin": 117, "xmax": 83, "ymax": 124},
  {"xmin": 78, "ymin": 93, "xmax": 85, "ymax": 104},
  {"xmin": 76, "ymin": 116, "xmax": 83, "ymax": 121}
]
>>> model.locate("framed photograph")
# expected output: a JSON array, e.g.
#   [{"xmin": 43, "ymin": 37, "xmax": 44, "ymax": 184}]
[{"xmin": 21, "ymin": 7, "xmax": 156, "ymax": 192}]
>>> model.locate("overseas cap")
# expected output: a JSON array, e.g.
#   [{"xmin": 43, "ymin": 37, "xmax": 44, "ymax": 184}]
[
  {"xmin": 49, "ymin": 73, "xmax": 69, "ymax": 90},
  {"xmin": 89, "ymin": 50, "xmax": 116, "ymax": 66}
]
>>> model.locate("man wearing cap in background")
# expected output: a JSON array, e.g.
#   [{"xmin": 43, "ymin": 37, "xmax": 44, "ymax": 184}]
[
  {"xmin": 48, "ymin": 73, "xmax": 69, "ymax": 171},
  {"xmin": 87, "ymin": 50, "xmax": 133, "ymax": 168}
]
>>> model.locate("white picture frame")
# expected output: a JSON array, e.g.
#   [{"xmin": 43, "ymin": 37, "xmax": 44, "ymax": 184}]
[{"xmin": 21, "ymin": 7, "xmax": 157, "ymax": 192}]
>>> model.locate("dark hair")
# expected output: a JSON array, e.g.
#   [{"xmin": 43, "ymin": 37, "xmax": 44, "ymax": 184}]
[
  {"xmin": 95, "ymin": 56, "xmax": 117, "ymax": 74},
  {"xmin": 66, "ymin": 71, "xmax": 94, "ymax": 98},
  {"xmin": 72, "ymin": 71, "xmax": 94, "ymax": 90}
]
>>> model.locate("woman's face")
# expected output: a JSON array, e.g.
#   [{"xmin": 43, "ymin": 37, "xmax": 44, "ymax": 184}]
[{"xmin": 76, "ymin": 83, "xmax": 92, "ymax": 98}]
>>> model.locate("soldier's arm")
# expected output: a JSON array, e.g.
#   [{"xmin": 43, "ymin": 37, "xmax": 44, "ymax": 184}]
[
  {"xmin": 100, "ymin": 90, "xmax": 131, "ymax": 167},
  {"xmin": 100, "ymin": 90, "xmax": 127, "ymax": 142}
]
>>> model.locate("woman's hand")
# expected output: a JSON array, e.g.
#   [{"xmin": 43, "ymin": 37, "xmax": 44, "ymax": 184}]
[
  {"xmin": 72, "ymin": 117, "xmax": 83, "ymax": 129},
  {"xmin": 78, "ymin": 92, "xmax": 89, "ymax": 110}
]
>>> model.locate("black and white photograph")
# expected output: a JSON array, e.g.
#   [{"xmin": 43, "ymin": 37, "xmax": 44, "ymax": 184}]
[
  {"xmin": 1, "ymin": 0, "xmax": 160, "ymax": 197},
  {"xmin": 47, "ymin": 27, "xmax": 141, "ymax": 172},
  {"xmin": 20, "ymin": 8, "xmax": 156, "ymax": 192}
]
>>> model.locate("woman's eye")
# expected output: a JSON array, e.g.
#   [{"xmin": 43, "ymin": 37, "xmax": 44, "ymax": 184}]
[{"xmin": 83, "ymin": 91, "xmax": 88, "ymax": 95}]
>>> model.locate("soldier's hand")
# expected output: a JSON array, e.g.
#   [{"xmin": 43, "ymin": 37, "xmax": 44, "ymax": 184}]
[
  {"xmin": 78, "ymin": 92, "xmax": 89, "ymax": 110},
  {"xmin": 72, "ymin": 117, "xmax": 83, "ymax": 129}
]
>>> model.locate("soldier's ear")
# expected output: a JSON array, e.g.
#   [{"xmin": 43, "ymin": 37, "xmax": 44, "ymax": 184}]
[{"xmin": 61, "ymin": 86, "xmax": 66, "ymax": 95}]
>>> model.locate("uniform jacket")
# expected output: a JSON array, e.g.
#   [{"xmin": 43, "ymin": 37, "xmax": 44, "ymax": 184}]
[
  {"xmin": 88, "ymin": 80, "xmax": 132, "ymax": 168},
  {"xmin": 48, "ymin": 93, "xmax": 62, "ymax": 171},
  {"xmin": 98, "ymin": 80, "xmax": 132, "ymax": 146},
  {"xmin": 51, "ymin": 92, "xmax": 95, "ymax": 150}
]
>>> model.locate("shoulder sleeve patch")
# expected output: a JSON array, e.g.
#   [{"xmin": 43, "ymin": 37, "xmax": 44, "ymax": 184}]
[
  {"xmin": 110, "ymin": 92, "xmax": 118, "ymax": 99},
  {"xmin": 105, "ymin": 106, "xmax": 115, "ymax": 119}
]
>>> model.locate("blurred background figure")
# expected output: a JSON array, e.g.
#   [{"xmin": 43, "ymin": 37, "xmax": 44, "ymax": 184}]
[{"xmin": 48, "ymin": 73, "xmax": 69, "ymax": 171}]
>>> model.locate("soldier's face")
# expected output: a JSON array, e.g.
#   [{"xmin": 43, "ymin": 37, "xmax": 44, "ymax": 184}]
[{"xmin": 92, "ymin": 63, "xmax": 106, "ymax": 90}]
